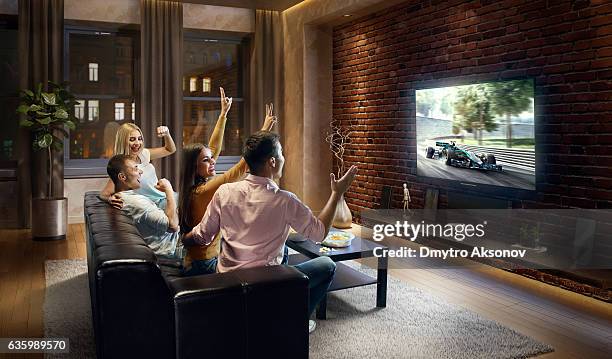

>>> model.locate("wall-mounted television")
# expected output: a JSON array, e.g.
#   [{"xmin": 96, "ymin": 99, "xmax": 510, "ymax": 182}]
[{"xmin": 416, "ymin": 79, "xmax": 535, "ymax": 191}]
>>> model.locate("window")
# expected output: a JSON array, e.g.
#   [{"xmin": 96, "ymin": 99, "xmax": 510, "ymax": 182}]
[
  {"xmin": 88, "ymin": 100, "xmax": 99, "ymax": 122},
  {"xmin": 88, "ymin": 63, "xmax": 98, "ymax": 81},
  {"xmin": 114, "ymin": 102, "xmax": 125, "ymax": 121},
  {"xmin": 202, "ymin": 77, "xmax": 211, "ymax": 93},
  {"xmin": 64, "ymin": 25, "xmax": 139, "ymax": 176},
  {"xmin": 0, "ymin": 18, "xmax": 18, "ymax": 166},
  {"xmin": 75, "ymin": 100, "xmax": 85, "ymax": 121},
  {"xmin": 183, "ymin": 36, "xmax": 246, "ymax": 169},
  {"xmin": 0, "ymin": 16, "xmax": 19, "ymax": 227}
]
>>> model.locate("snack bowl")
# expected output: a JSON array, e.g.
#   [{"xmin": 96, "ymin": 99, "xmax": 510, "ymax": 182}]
[{"xmin": 322, "ymin": 231, "xmax": 355, "ymax": 248}]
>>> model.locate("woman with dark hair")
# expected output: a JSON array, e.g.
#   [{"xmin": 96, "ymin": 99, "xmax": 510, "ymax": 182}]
[{"xmin": 179, "ymin": 104, "xmax": 277, "ymax": 275}]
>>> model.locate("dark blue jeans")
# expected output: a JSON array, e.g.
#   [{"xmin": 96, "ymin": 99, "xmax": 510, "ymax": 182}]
[
  {"xmin": 183, "ymin": 245, "xmax": 288, "ymax": 277},
  {"xmin": 292, "ymin": 256, "xmax": 336, "ymax": 317},
  {"xmin": 181, "ymin": 257, "xmax": 218, "ymax": 276}
]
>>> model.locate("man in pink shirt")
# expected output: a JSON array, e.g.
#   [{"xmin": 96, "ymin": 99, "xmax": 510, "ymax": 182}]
[{"xmin": 183, "ymin": 131, "xmax": 357, "ymax": 333}]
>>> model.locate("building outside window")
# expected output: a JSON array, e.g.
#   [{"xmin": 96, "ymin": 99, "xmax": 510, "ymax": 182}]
[
  {"xmin": 64, "ymin": 25, "xmax": 138, "ymax": 175},
  {"xmin": 88, "ymin": 62, "xmax": 98, "ymax": 82},
  {"xmin": 114, "ymin": 102, "xmax": 125, "ymax": 121},
  {"xmin": 74, "ymin": 100, "xmax": 85, "ymax": 121},
  {"xmin": 202, "ymin": 77, "xmax": 211, "ymax": 92},
  {"xmin": 183, "ymin": 36, "xmax": 246, "ymax": 170},
  {"xmin": 88, "ymin": 100, "xmax": 99, "ymax": 122}
]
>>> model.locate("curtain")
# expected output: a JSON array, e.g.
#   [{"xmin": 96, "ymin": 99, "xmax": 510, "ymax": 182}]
[
  {"xmin": 140, "ymin": 0, "xmax": 183, "ymax": 187},
  {"xmin": 248, "ymin": 10, "xmax": 283, "ymax": 137},
  {"xmin": 17, "ymin": 0, "xmax": 64, "ymax": 228}
]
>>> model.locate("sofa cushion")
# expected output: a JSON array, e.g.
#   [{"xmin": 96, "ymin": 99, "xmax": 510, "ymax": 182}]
[{"xmin": 93, "ymin": 232, "xmax": 147, "ymax": 248}]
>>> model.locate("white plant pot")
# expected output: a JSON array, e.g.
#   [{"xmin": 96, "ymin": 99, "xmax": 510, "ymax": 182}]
[{"xmin": 32, "ymin": 197, "xmax": 67, "ymax": 240}]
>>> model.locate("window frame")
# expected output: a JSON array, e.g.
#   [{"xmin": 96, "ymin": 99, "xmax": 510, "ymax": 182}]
[
  {"xmin": 183, "ymin": 33, "xmax": 247, "ymax": 171},
  {"xmin": 114, "ymin": 102, "xmax": 125, "ymax": 121},
  {"xmin": 63, "ymin": 23, "xmax": 140, "ymax": 177},
  {"xmin": 0, "ymin": 15, "xmax": 19, "ymax": 177},
  {"xmin": 88, "ymin": 62, "xmax": 98, "ymax": 82}
]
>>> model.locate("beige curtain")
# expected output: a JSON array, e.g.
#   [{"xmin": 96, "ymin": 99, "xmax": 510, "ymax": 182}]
[
  {"xmin": 17, "ymin": 0, "xmax": 64, "ymax": 228},
  {"xmin": 248, "ymin": 10, "xmax": 283, "ymax": 137},
  {"xmin": 140, "ymin": 0, "xmax": 183, "ymax": 186}
]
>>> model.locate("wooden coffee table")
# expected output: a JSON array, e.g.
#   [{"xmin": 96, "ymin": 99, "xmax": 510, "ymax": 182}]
[{"xmin": 287, "ymin": 232, "xmax": 388, "ymax": 319}]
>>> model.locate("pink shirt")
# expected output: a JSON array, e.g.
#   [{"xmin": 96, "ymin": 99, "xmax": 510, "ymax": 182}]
[{"xmin": 191, "ymin": 174, "xmax": 325, "ymax": 273}]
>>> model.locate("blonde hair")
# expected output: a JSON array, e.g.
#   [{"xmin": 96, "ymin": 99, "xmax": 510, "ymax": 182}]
[
  {"xmin": 103, "ymin": 122, "xmax": 120, "ymax": 158},
  {"xmin": 114, "ymin": 123, "xmax": 145, "ymax": 155}
]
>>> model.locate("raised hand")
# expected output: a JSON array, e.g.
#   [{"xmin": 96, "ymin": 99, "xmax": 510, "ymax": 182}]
[
  {"xmin": 262, "ymin": 103, "xmax": 278, "ymax": 131},
  {"xmin": 155, "ymin": 178, "xmax": 174, "ymax": 194},
  {"xmin": 330, "ymin": 165, "xmax": 358, "ymax": 195},
  {"xmin": 220, "ymin": 87, "xmax": 233, "ymax": 116},
  {"xmin": 156, "ymin": 126, "xmax": 170, "ymax": 138}
]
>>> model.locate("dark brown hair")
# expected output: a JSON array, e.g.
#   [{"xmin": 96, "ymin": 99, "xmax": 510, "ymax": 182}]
[
  {"xmin": 243, "ymin": 131, "xmax": 280, "ymax": 175},
  {"xmin": 106, "ymin": 154, "xmax": 131, "ymax": 187},
  {"xmin": 178, "ymin": 143, "xmax": 210, "ymax": 233}
]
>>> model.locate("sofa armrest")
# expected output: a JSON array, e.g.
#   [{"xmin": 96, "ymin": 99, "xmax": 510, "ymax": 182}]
[{"xmin": 169, "ymin": 265, "xmax": 309, "ymax": 359}]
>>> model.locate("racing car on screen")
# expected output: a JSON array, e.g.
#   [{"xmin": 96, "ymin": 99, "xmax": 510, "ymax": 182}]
[{"xmin": 425, "ymin": 141, "xmax": 503, "ymax": 172}]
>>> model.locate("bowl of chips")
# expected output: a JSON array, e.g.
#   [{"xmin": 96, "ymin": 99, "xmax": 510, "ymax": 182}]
[{"xmin": 322, "ymin": 231, "xmax": 355, "ymax": 248}]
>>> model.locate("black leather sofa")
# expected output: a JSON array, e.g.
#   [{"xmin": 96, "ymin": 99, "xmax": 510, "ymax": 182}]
[{"xmin": 84, "ymin": 191, "xmax": 310, "ymax": 359}]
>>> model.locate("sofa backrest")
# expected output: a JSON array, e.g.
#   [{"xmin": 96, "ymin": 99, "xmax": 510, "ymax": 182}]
[
  {"xmin": 84, "ymin": 191, "xmax": 175, "ymax": 359},
  {"xmin": 84, "ymin": 191, "xmax": 310, "ymax": 359}
]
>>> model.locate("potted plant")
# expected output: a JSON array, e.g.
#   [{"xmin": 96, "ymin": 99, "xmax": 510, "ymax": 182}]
[
  {"xmin": 16, "ymin": 81, "xmax": 77, "ymax": 240},
  {"xmin": 519, "ymin": 223, "xmax": 541, "ymax": 249}
]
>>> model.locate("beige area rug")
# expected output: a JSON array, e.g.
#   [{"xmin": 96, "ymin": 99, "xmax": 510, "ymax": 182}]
[
  {"xmin": 44, "ymin": 259, "xmax": 95, "ymax": 359},
  {"xmin": 44, "ymin": 259, "xmax": 553, "ymax": 359},
  {"xmin": 309, "ymin": 261, "xmax": 553, "ymax": 358}
]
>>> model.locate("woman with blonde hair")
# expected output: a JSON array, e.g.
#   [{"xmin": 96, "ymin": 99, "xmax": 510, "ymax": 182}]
[{"xmin": 100, "ymin": 120, "xmax": 177, "ymax": 208}]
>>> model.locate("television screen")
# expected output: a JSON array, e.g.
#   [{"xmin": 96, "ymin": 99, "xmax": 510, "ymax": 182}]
[{"xmin": 416, "ymin": 79, "xmax": 535, "ymax": 190}]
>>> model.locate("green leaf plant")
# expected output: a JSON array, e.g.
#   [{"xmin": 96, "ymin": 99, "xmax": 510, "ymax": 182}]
[{"xmin": 16, "ymin": 81, "xmax": 78, "ymax": 198}]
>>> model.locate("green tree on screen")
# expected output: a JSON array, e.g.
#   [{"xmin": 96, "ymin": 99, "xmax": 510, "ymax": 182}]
[
  {"xmin": 453, "ymin": 84, "xmax": 497, "ymax": 145},
  {"xmin": 487, "ymin": 79, "xmax": 533, "ymax": 148},
  {"xmin": 416, "ymin": 90, "xmax": 435, "ymax": 117}
]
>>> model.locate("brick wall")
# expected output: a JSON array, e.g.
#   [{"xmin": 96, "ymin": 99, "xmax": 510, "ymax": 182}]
[{"xmin": 332, "ymin": 0, "xmax": 612, "ymax": 214}]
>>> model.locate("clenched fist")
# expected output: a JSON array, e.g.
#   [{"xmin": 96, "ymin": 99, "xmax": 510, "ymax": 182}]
[
  {"xmin": 156, "ymin": 126, "xmax": 170, "ymax": 138},
  {"xmin": 155, "ymin": 178, "xmax": 174, "ymax": 194}
]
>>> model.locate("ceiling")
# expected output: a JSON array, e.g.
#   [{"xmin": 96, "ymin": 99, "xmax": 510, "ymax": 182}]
[{"xmin": 182, "ymin": 0, "xmax": 305, "ymax": 11}]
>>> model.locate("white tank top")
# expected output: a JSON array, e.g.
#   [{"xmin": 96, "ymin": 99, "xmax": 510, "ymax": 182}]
[{"xmin": 134, "ymin": 148, "xmax": 166, "ymax": 203}]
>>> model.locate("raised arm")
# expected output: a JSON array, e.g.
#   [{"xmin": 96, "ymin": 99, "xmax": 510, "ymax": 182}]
[
  {"xmin": 261, "ymin": 103, "xmax": 277, "ymax": 131},
  {"xmin": 287, "ymin": 166, "xmax": 357, "ymax": 242},
  {"xmin": 155, "ymin": 178, "xmax": 179, "ymax": 232},
  {"xmin": 317, "ymin": 166, "xmax": 358, "ymax": 236},
  {"xmin": 149, "ymin": 126, "xmax": 176, "ymax": 160},
  {"xmin": 208, "ymin": 87, "xmax": 233, "ymax": 159},
  {"xmin": 149, "ymin": 126, "xmax": 177, "ymax": 160}
]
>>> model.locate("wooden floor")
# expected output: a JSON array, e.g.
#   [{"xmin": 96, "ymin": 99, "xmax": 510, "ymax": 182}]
[
  {"xmin": 0, "ymin": 224, "xmax": 86, "ymax": 359},
  {"xmin": 0, "ymin": 223, "xmax": 610, "ymax": 358},
  {"xmin": 352, "ymin": 225, "xmax": 612, "ymax": 359}
]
